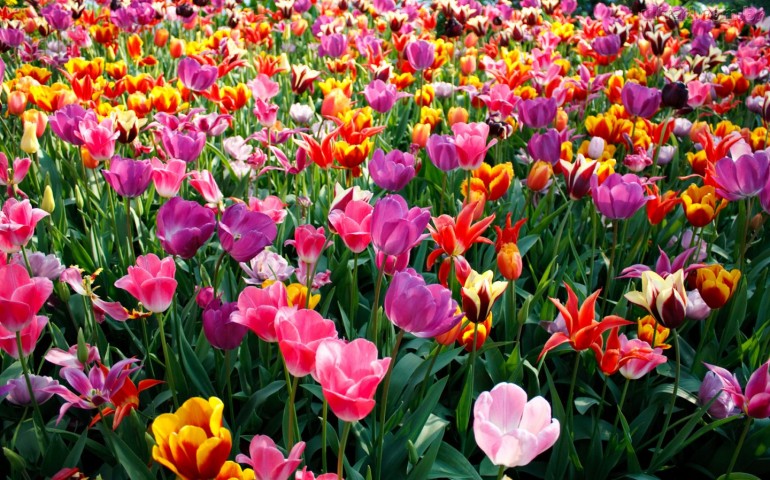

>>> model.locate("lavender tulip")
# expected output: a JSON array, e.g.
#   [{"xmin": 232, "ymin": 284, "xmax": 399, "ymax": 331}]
[
  {"xmin": 177, "ymin": 57, "xmax": 218, "ymax": 92},
  {"xmin": 156, "ymin": 197, "xmax": 217, "ymax": 259},
  {"xmin": 426, "ymin": 134, "xmax": 459, "ymax": 171},
  {"xmin": 621, "ymin": 82, "xmax": 662, "ymax": 119},
  {"xmin": 527, "ymin": 128, "xmax": 561, "ymax": 165},
  {"xmin": 371, "ymin": 194, "xmax": 430, "ymax": 257},
  {"xmin": 160, "ymin": 128, "xmax": 207, "ymax": 163},
  {"xmin": 0, "ymin": 375, "xmax": 57, "ymax": 406},
  {"xmin": 218, "ymin": 203, "xmax": 277, "ymax": 262},
  {"xmin": 517, "ymin": 97, "xmax": 557, "ymax": 129},
  {"xmin": 590, "ymin": 173, "xmax": 649, "ymax": 220},
  {"xmin": 102, "ymin": 156, "xmax": 153, "ymax": 198},
  {"xmin": 699, "ymin": 363, "xmax": 744, "ymax": 419},
  {"xmin": 592, "ymin": 34, "xmax": 621, "ymax": 56},
  {"xmin": 385, "ymin": 269, "xmax": 461, "ymax": 337},
  {"xmin": 406, "ymin": 40, "xmax": 435, "ymax": 70},
  {"xmin": 369, "ymin": 148, "xmax": 416, "ymax": 191}
]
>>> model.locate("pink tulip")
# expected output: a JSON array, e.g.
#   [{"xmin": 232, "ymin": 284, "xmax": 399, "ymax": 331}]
[
  {"xmin": 0, "ymin": 153, "xmax": 31, "ymax": 195},
  {"xmin": 285, "ymin": 225, "xmax": 330, "ymax": 267},
  {"xmin": 295, "ymin": 467, "xmax": 339, "ymax": 480},
  {"xmin": 315, "ymin": 338, "xmax": 391, "ymax": 422},
  {"xmin": 151, "ymin": 158, "xmax": 187, "ymax": 198},
  {"xmin": 275, "ymin": 307, "xmax": 338, "ymax": 378},
  {"xmin": 473, "ymin": 382, "xmax": 560, "ymax": 468},
  {"xmin": 618, "ymin": 335, "xmax": 667, "ymax": 380},
  {"xmin": 328, "ymin": 184, "xmax": 373, "ymax": 213},
  {"xmin": 477, "ymin": 84, "xmax": 517, "ymax": 118},
  {"xmin": 0, "ymin": 315, "xmax": 47, "ymax": 359},
  {"xmin": 328, "ymin": 200, "xmax": 373, "ymax": 254},
  {"xmin": 746, "ymin": 361, "xmax": 770, "ymax": 419},
  {"xmin": 0, "ymin": 264, "xmax": 53, "ymax": 332},
  {"xmin": 235, "ymin": 435, "xmax": 305, "ymax": 480},
  {"xmin": 177, "ymin": 57, "xmax": 218, "ymax": 92},
  {"xmin": 363, "ymin": 79, "xmax": 410, "ymax": 114},
  {"xmin": 189, "ymin": 170, "xmax": 224, "ymax": 207},
  {"xmin": 114, "ymin": 254, "xmax": 178, "ymax": 313},
  {"xmin": 76, "ymin": 116, "xmax": 118, "ymax": 162},
  {"xmin": 248, "ymin": 196, "xmax": 288, "ymax": 224},
  {"xmin": 232, "ymin": 282, "xmax": 290, "ymax": 342},
  {"xmin": 248, "ymin": 73, "xmax": 280, "ymax": 101},
  {"xmin": 687, "ymin": 80, "xmax": 712, "ymax": 108},
  {"xmin": 0, "ymin": 198, "xmax": 49, "ymax": 254},
  {"xmin": 254, "ymin": 99, "xmax": 280, "ymax": 128},
  {"xmin": 451, "ymin": 122, "xmax": 497, "ymax": 171},
  {"xmin": 45, "ymin": 344, "xmax": 100, "ymax": 370}
]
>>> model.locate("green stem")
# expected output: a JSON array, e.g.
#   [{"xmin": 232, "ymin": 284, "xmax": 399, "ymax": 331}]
[
  {"xmin": 376, "ymin": 330, "xmax": 405, "ymax": 480},
  {"xmin": 650, "ymin": 329, "xmax": 680, "ymax": 471},
  {"xmin": 496, "ymin": 465, "xmax": 506, "ymax": 480},
  {"xmin": 337, "ymin": 422, "xmax": 353, "ymax": 479},
  {"xmin": 506, "ymin": 280, "xmax": 516, "ymax": 353},
  {"xmin": 567, "ymin": 354, "xmax": 581, "ymax": 425},
  {"xmin": 418, "ymin": 343, "xmax": 443, "ymax": 402},
  {"xmin": 141, "ymin": 317, "xmax": 155, "ymax": 377},
  {"xmin": 726, "ymin": 417, "xmax": 752, "ymax": 478},
  {"xmin": 20, "ymin": 245, "xmax": 34, "ymax": 276},
  {"xmin": 212, "ymin": 249, "xmax": 227, "ymax": 298},
  {"xmin": 286, "ymin": 372, "xmax": 300, "ymax": 451},
  {"xmin": 15, "ymin": 332, "xmax": 48, "ymax": 448},
  {"xmin": 349, "ymin": 252, "xmax": 359, "ymax": 331},
  {"xmin": 601, "ymin": 221, "xmax": 620, "ymax": 317},
  {"xmin": 322, "ymin": 399, "xmax": 329, "ymax": 473},
  {"xmin": 613, "ymin": 377, "xmax": 631, "ymax": 430},
  {"xmin": 157, "ymin": 311, "xmax": 178, "ymax": 408},
  {"xmin": 225, "ymin": 350, "xmax": 235, "ymax": 427},
  {"xmin": 369, "ymin": 266, "xmax": 386, "ymax": 351},
  {"xmin": 124, "ymin": 196, "xmax": 134, "ymax": 264}
]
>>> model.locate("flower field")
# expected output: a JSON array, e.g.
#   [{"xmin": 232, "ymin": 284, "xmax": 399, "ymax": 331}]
[{"xmin": 2, "ymin": 0, "xmax": 770, "ymax": 478}]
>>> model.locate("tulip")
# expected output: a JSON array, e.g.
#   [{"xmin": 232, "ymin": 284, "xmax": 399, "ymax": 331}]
[
  {"xmin": 202, "ymin": 300, "xmax": 247, "ymax": 350},
  {"xmin": 699, "ymin": 364, "xmax": 744, "ymax": 419},
  {"xmin": 102, "ymin": 156, "xmax": 153, "ymax": 198},
  {"xmin": 694, "ymin": 265, "xmax": 741, "ymax": 309},
  {"xmin": 152, "ymin": 397, "xmax": 233, "ymax": 479},
  {"xmin": 189, "ymin": 170, "xmax": 224, "ymax": 207},
  {"xmin": 625, "ymin": 270, "xmax": 688, "ymax": 329},
  {"xmin": 0, "ymin": 153, "xmax": 31, "ymax": 195},
  {"xmin": 686, "ymin": 289, "xmax": 711, "ymax": 321},
  {"xmin": 240, "ymin": 250, "xmax": 294, "ymax": 285},
  {"xmin": 328, "ymin": 200, "xmax": 373, "ymax": 254},
  {"xmin": 151, "ymin": 158, "xmax": 187, "ymax": 198},
  {"xmin": 661, "ymin": 82, "xmax": 689, "ymax": 109},
  {"xmin": 495, "ymin": 214, "xmax": 527, "ymax": 281},
  {"xmin": 452, "ymin": 122, "xmax": 497, "ymax": 171},
  {"xmin": 218, "ymin": 203, "xmax": 277, "ymax": 263},
  {"xmin": 369, "ymin": 148, "xmax": 416, "ymax": 191},
  {"xmin": 621, "ymin": 82, "xmax": 661, "ymax": 119},
  {"xmin": 560, "ymin": 155, "xmax": 597, "ymax": 200},
  {"xmin": 517, "ymin": 97, "xmax": 557, "ymax": 129},
  {"xmin": 0, "ymin": 374, "xmax": 57, "ymax": 406},
  {"xmin": 11, "ymin": 252, "xmax": 63, "ymax": 280},
  {"xmin": 364, "ymin": 79, "xmax": 409, "ymax": 114},
  {"xmin": 157, "ymin": 197, "xmax": 216, "ymax": 259},
  {"xmin": 385, "ymin": 269, "xmax": 461, "ymax": 338},
  {"xmin": 49, "ymin": 104, "xmax": 89, "ymax": 145},
  {"xmin": 527, "ymin": 128, "xmax": 561, "ymax": 165},
  {"xmin": 461, "ymin": 270, "xmax": 507, "ymax": 325},
  {"xmin": 473, "ymin": 383, "xmax": 560, "ymax": 468},
  {"xmin": 713, "ymin": 152, "xmax": 770, "ymax": 201},
  {"xmin": 590, "ymin": 173, "xmax": 649, "ymax": 220},
  {"xmin": 20, "ymin": 121, "xmax": 39, "ymax": 155},
  {"xmin": 290, "ymin": 103, "xmax": 315, "ymax": 124},
  {"xmin": 526, "ymin": 161, "xmax": 553, "ymax": 193},
  {"xmin": 115, "ymin": 254, "xmax": 177, "ymax": 313},
  {"xmin": 681, "ymin": 184, "xmax": 727, "ymax": 227},
  {"xmin": 745, "ymin": 361, "xmax": 770, "ymax": 419},
  {"xmin": 0, "ymin": 315, "xmax": 48, "ymax": 359},
  {"xmin": 275, "ymin": 307, "xmax": 338, "ymax": 378},
  {"xmin": 76, "ymin": 117, "xmax": 118, "ymax": 162},
  {"xmin": 426, "ymin": 134, "xmax": 459, "ymax": 171},
  {"xmin": 285, "ymin": 225, "xmax": 329, "ymax": 268},
  {"xmin": 60, "ymin": 267, "xmax": 130, "ymax": 323},
  {"xmin": 405, "ymin": 40, "xmax": 435, "ymax": 70},
  {"xmin": 592, "ymin": 34, "xmax": 621, "ymax": 57},
  {"xmin": 618, "ymin": 335, "xmax": 667, "ymax": 380},
  {"xmin": 232, "ymin": 282, "xmax": 290, "ymax": 342},
  {"xmin": 161, "ymin": 128, "xmax": 207, "ymax": 163},
  {"xmin": 370, "ymin": 194, "xmax": 430, "ymax": 257},
  {"xmin": 249, "ymin": 196, "xmax": 288, "ymax": 224},
  {"xmin": 315, "ymin": 338, "xmax": 391, "ymax": 422},
  {"xmin": 0, "ymin": 198, "xmax": 49, "ymax": 254},
  {"xmin": 329, "ymin": 184, "xmax": 373, "ymax": 212},
  {"xmin": 236, "ymin": 435, "xmax": 305, "ymax": 480},
  {"xmin": 0, "ymin": 264, "xmax": 53, "ymax": 333},
  {"xmin": 177, "ymin": 57, "xmax": 218, "ymax": 92},
  {"xmin": 254, "ymin": 99, "xmax": 280, "ymax": 128}
]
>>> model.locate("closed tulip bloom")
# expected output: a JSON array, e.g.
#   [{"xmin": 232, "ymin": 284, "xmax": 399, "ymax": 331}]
[
  {"xmin": 76, "ymin": 117, "xmax": 118, "ymax": 162},
  {"xmin": 0, "ymin": 315, "xmax": 47, "ymax": 359},
  {"xmin": 177, "ymin": 57, "xmax": 218, "ymax": 92},
  {"xmin": 232, "ymin": 282, "xmax": 289, "ymax": 342},
  {"xmin": 157, "ymin": 197, "xmax": 216, "ymax": 259},
  {"xmin": 699, "ymin": 363, "xmax": 744, "ymax": 419},
  {"xmin": 102, "ymin": 156, "xmax": 153, "ymax": 198},
  {"xmin": 560, "ymin": 155, "xmax": 598, "ymax": 200},
  {"xmin": 661, "ymin": 82, "xmax": 689, "ymax": 109},
  {"xmin": 319, "ymin": 33, "xmax": 347, "ymax": 58},
  {"xmin": 681, "ymin": 184, "xmax": 727, "ymax": 227},
  {"xmin": 115, "ymin": 254, "xmax": 177, "ymax": 313},
  {"xmin": 426, "ymin": 134, "xmax": 460, "ymax": 172},
  {"xmin": 495, "ymin": 214, "xmax": 527, "ymax": 281},
  {"xmin": 161, "ymin": 128, "xmax": 207, "ymax": 163},
  {"xmin": 517, "ymin": 97, "xmax": 557, "ymax": 129},
  {"xmin": 49, "ymin": 104, "xmax": 89, "ymax": 145},
  {"xmin": 189, "ymin": 170, "xmax": 224, "ymax": 206},
  {"xmin": 590, "ymin": 173, "xmax": 649, "ymax": 220},
  {"xmin": 20, "ymin": 121, "xmax": 40, "ymax": 155},
  {"xmin": 0, "ymin": 198, "xmax": 49, "ymax": 253},
  {"xmin": 369, "ymin": 148, "xmax": 416, "ymax": 191},
  {"xmin": 625, "ymin": 270, "xmax": 688, "ymax": 329},
  {"xmin": 405, "ymin": 40, "xmax": 435, "ymax": 70},
  {"xmin": 527, "ymin": 128, "xmax": 561, "ymax": 165},
  {"xmin": 236, "ymin": 435, "xmax": 305, "ymax": 480},
  {"xmin": 526, "ymin": 161, "xmax": 553, "ymax": 193},
  {"xmin": 371, "ymin": 194, "xmax": 431, "ymax": 257},
  {"xmin": 0, "ymin": 264, "xmax": 53, "ymax": 332},
  {"xmin": 275, "ymin": 307, "xmax": 338, "ymax": 378},
  {"xmin": 452, "ymin": 122, "xmax": 497, "ymax": 171},
  {"xmin": 618, "ymin": 335, "xmax": 667, "ymax": 380},
  {"xmin": 473, "ymin": 383, "xmax": 560, "ymax": 468},
  {"xmin": 686, "ymin": 289, "xmax": 712, "ymax": 321},
  {"xmin": 315, "ymin": 338, "xmax": 391, "ymax": 422},
  {"xmin": 285, "ymin": 224, "xmax": 329, "ymax": 267},
  {"xmin": 694, "ymin": 265, "xmax": 741, "ymax": 309},
  {"xmin": 621, "ymin": 82, "xmax": 661, "ymax": 119},
  {"xmin": 202, "ymin": 300, "xmax": 247, "ymax": 350},
  {"xmin": 713, "ymin": 152, "xmax": 770, "ymax": 201},
  {"xmin": 218, "ymin": 203, "xmax": 277, "ymax": 262},
  {"xmin": 152, "ymin": 397, "xmax": 232, "ymax": 479},
  {"xmin": 364, "ymin": 79, "xmax": 410, "ymax": 113},
  {"xmin": 328, "ymin": 200, "xmax": 373, "ymax": 254},
  {"xmin": 385, "ymin": 269, "xmax": 461, "ymax": 337},
  {"xmin": 745, "ymin": 361, "xmax": 770, "ymax": 419},
  {"xmin": 151, "ymin": 158, "xmax": 187, "ymax": 198},
  {"xmin": 592, "ymin": 34, "xmax": 621, "ymax": 56},
  {"xmin": 0, "ymin": 374, "xmax": 57, "ymax": 406},
  {"xmin": 461, "ymin": 270, "xmax": 507, "ymax": 325}
]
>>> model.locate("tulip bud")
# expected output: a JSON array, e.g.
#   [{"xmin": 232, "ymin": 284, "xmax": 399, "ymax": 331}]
[
  {"xmin": 412, "ymin": 122, "xmax": 431, "ymax": 148},
  {"xmin": 8, "ymin": 91, "xmax": 28, "ymax": 116},
  {"xmin": 76, "ymin": 328, "xmax": 89, "ymax": 366},
  {"xmin": 74, "ymin": 185, "xmax": 85, "ymax": 209},
  {"xmin": 154, "ymin": 28, "xmax": 169, "ymax": 47},
  {"xmin": 526, "ymin": 161, "xmax": 552, "ymax": 192},
  {"xmin": 447, "ymin": 107, "xmax": 469, "ymax": 126},
  {"xmin": 460, "ymin": 55, "xmax": 476, "ymax": 75},
  {"xmin": 21, "ymin": 121, "xmax": 40, "ymax": 155},
  {"xmin": 587, "ymin": 136, "xmax": 606, "ymax": 160},
  {"xmin": 41, "ymin": 185, "xmax": 55, "ymax": 214},
  {"xmin": 751, "ymin": 213, "xmax": 765, "ymax": 232},
  {"xmin": 661, "ymin": 82, "xmax": 688, "ymax": 109},
  {"xmin": 497, "ymin": 242, "xmax": 523, "ymax": 280},
  {"xmin": 169, "ymin": 38, "xmax": 185, "ymax": 58}
]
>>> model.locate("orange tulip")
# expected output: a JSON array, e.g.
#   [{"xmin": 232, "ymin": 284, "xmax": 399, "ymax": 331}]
[
  {"xmin": 681, "ymin": 184, "xmax": 727, "ymax": 227},
  {"xmin": 154, "ymin": 28, "xmax": 169, "ymax": 48},
  {"xmin": 694, "ymin": 265, "xmax": 741, "ymax": 309},
  {"xmin": 526, "ymin": 161, "xmax": 553, "ymax": 192},
  {"xmin": 637, "ymin": 315, "xmax": 670, "ymax": 350},
  {"xmin": 448, "ymin": 107, "xmax": 469, "ymax": 126}
]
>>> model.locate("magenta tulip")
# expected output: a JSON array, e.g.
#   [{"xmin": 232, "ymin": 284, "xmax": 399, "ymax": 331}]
[
  {"xmin": 370, "ymin": 194, "xmax": 430, "ymax": 257},
  {"xmin": 699, "ymin": 363, "xmax": 745, "ymax": 419},
  {"xmin": 177, "ymin": 57, "xmax": 218, "ymax": 92},
  {"xmin": 527, "ymin": 128, "xmax": 561, "ymax": 165},
  {"xmin": 0, "ymin": 264, "xmax": 53, "ymax": 332},
  {"xmin": 621, "ymin": 82, "xmax": 662, "ymax": 119},
  {"xmin": 369, "ymin": 148, "xmax": 416, "ymax": 191},
  {"xmin": 160, "ymin": 128, "xmax": 207, "ymax": 163},
  {"xmin": 202, "ymin": 300, "xmax": 247, "ymax": 350},
  {"xmin": 115, "ymin": 254, "xmax": 178, "ymax": 313},
  {"xmin": 517, "ymin": 98, "xmax": 557, "ymax": 129},
  {"xmin": 49, "ymin": 104, "xmax": 90, "ymax": 146},
  {"xmin": 363, "ymin": 79, "xmax": 410, "ymax": 114},
  {"xmin": 156, "ymin": 197, "xmax": 216, "ymax": 259},
  {"xmin": 405, "ymin": 40, "xmax": 435, "ymax": 70},
  {"xmin": 426, "ymin": 134, "xmax": 459, "ymax": 172},
  {"xmin": 285, "ymin": 224, "xmax": 329, "ymax": 267},
  {"xmin": 745, "ymin": 361, "xmax": 770, "ymax": 419},
  {"xmin": 590, "ymin": 173, "xmax": 649, "ymax": 220},
  {"xmin": 218, "ymin": 203, "xmax": 277, "ymax": 262},
  {"xmin": 713, "ymin": 152, "xmax": 770, "ymax": 201},
  {"xmin": 102, "ymin": 156, "xmax": 153, "ymax": 198}
]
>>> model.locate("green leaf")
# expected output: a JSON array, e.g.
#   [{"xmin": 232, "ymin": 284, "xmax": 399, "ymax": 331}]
[
  {"xmin": 3, "ymin": 447, "xmax": 26, "ymax": 473},
  {"xmin": 715, "ymin": 474, "xmax": 761, "ymax": 480},
  {"xmin": 178, "ymin": 330, "xmax": 216, "ymax": 398},
  {"xmin": 430, "ymin": 442, "xmax": 483, "ymax": 480},
  {"xmin": 103, "ymin": 426, "xmax": 155, "ymax": 480},
  {"xmin": 407, "ymin": 429, "xmax": 444, "ymax": 480}
]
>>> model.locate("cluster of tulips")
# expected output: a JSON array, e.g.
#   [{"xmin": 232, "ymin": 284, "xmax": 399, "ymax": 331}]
[{"xmin": 1, "ymin": 0, "xmax": 770, "ymax": 478}]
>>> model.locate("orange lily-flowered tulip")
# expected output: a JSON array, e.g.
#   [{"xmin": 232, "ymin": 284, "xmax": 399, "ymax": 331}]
[
  {"xmin": 494, "ymin": 213, "xmax": 527, "ymax": 281},
  {"xmin": 426, "ymin": 201, "xmax": 495, "ymax": 271},
  {"xmin": 645, "ymin": 184, "xmax": 680, "ymax": 225},
  {"xmin": 90, "ymin": 376, "xmax": 163, "ymax": 430},
  {"xmin": 538, "ymin": 284, "xmax": 633, "ymax": 361},
  {"xmin": 294, "ymin": 125, "xmax": 342, "ymax": 169},
  {"xmin": 152, "ymin": 397, "xmax": 232, "ymax": 480}
]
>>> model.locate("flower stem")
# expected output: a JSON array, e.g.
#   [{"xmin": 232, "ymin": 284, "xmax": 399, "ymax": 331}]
[
  {"xmin": 369, "ymin": 266, "xmax": 386, "ymax": 352},
  {"xmin": 285, "ymin": 371, "xmax": 300, "ymax": 451},
  {"xmin": 156, "ymin": 311, "xmax": 178, "ymax": 408},
  {"xmin": 612, "ymin": 377, "xmax": 631, "ymax": 430},
  {"xmin": 567, "ymin": 354, "xmax": 581, "ymax": 425},
  {"xmin": 506, "ymin": 280, "xmax": 516, "ymax": 353},
  {"xmin": 496, "ymin": 465, "xmax": 506, "ymax": 480},
  {"xmin": 124, "ymin": 196, "xmax": 134, "ymax": 264},
  {"xmin": 322, "ymin": 398, "xmax": 329, "ymax": 473},
  {"xmin": 15, "ymin": 332, "xmax": 48, "ymax": 448},
  {"xmin": 726, "ymin": 417, "xmax": 752, "ymax": 478},
  {"xmin": 349, "ymin": 252, "xmax": 359, "ymax": 331},
  {"xmin": 212, "ymin": 249, "xmax": 227, "ymax": 298},
  {"xmin": 20, "ymin": 245, "xmax": 33, "ymax": 276},
  {"xmin": 337, "ymin": 421, "xmax": 352, "ymax": 479},
  {"xmin": 376, "ymin": 330, "xmax": 404, "ymax": 480},
  {"xmin": 225, "ymin": 349, "xmax": 235, "ymax": 427},
  {"xmin": 418, "ymin": 343, "xmax": 443, "ymax": 402},
  {"xmin": 601, "ymin": 221, "xmax": 620, "ymax": 317},
  {"xmin": 650, "ymin": 328, "xmax": 680, "ymax": 471}
]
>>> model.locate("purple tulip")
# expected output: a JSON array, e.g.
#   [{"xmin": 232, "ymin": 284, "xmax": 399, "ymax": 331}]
[
  {"xmin": 746, "ymin": 361, "xmax": 770, "ymax": 419},
  {"xmin": 741, "ymin": 7, "xmax": 765, "ymax": 26},
  {"xmin": 0, "ymin": 58, "xmax": 5, "ymax": 81},
  {"xmin": 319, "ymin": 33, "xmax": 347, "ymax": 58},
  {"xmin": 590, "ymin": 173, "xmax": 649, "ymax": 220},
  {"xmin": 370, "ymin": 149, "xmax": 416, "ymax": 191},
  {"xmin": 49, "ymin": 104, "xmax": 91, "ymax": 146},
  {"xmin": 517, "ymin": 97, "xmax": 557, "ymax": 129},
  {"xmin": 371, "ymin": 194, "xmax": 430, "ymax": 257},
  {"xmin": 426, "ymin": 134, "xmax": 459, "ymax": 172},
  {"xmin": 0, "ymin": 28, "xmax": 24, "ymax": 50},
  {"xmin": 713, "ymin": 152, "xmax": 770, "ymax": 201},
  {"xmin": 592, "ymin": 34, "xmax": 621, "ymax": 57},
  {"xmin": 41, "ymin": 5, "xmax": 73, "ymax": 31},
  {"xmin": 102, "ymin": 156, "xmax": 153, "ymax": 198},
  {"xmin": 527, "ymin": 128, "xmax": 561, "ymax": 165},
  {"xmin": 0, "ymin": 375, "xmax": 57, "ymax": 406},
  {"xmin": 621, "ymin": 82, "xmax": 661, "ymax": 119},
  {"xmin": 177, "ymin": 57, "xmax": 218, "ymax": 92},
  {"xmin": 384, "ymin": 268, "xmax": 461, "ymax": 337},
  {"xmin": 406, "ymin": 40, "xmax": 435, "ymax": 71},
  {"xmin": 364, "ymin": 79, "xmax": 410, "ymax": 114},
  {"xmin": 160, "ymin": 128, "xmax": 207, "ymax": 163},
  {"xmin": 156, "ymin": 197, "xmax": 217, "ymax": 259},
  {"xmin": 699, "ymin": 363, "xmax": 744, "ymax": 419},
  {"xmin": 202, "ymin": 300, "xmax": 247, "ymax": 350},
  {"xmin": 218, "ymin": 203, "xmax": 277, "ymax": 262}
]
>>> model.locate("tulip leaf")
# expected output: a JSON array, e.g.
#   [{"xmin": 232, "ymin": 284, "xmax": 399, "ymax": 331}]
[
  {"xmin": 406, "ymin": 428, "xmax": 443, "ymax": 480},
  {"xmin": 178, "ymin": 330, "xmax": 216, "ymax": 398},
  {"xmin": 575, "ymin": 396, "xmax": 600, "ymax": 415},
  {"xmin": 429, "ymin": 442, "xmax": 483, "ymax": 480},
  {"xmin": 102, "ymin": 426, "xmax": 155, "ymax": 480},
  {"xmin": 715, "ymin": 474, "xmax": 761, "ymax": 480},
  {"xmin": 3, "ymin": 447, "xmax": 26, "ymax": 473}
]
